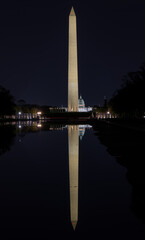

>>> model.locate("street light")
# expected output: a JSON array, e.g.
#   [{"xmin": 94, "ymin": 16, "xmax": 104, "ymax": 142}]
[
  {"xmin": 18, "ymin": 112, "xmax": 22, "ymax": 119},
  {"xmin": 37, "ymin": 112, "xmax": 42, "ymax": 115}
]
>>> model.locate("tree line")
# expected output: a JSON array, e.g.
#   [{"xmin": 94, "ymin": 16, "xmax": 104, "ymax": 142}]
[
  {"xmin": 0, "ymin": 86, "xmax": 15, "ymax": 118},
  {"xmin": 0, "ymin": 85, "xmax": 64, "ymax": 118},
  {"xmin": 108, "ymin": 64, "xmax": 145, "ymax": 118}
]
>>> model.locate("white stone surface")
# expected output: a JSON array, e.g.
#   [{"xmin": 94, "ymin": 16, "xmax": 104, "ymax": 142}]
[{"xmin": 68, "ymin": 7, "xmax": 79, "ymax": 112}]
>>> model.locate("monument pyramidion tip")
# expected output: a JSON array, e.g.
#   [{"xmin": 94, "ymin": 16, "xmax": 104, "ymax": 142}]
[{"xmin": 70, "ymin": 6, "xmax": 76, "ymax": 16}]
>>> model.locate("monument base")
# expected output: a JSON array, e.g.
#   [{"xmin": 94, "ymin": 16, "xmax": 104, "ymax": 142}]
[{"xmin": 44, "ymin": 111, "xmax": 92, "ymax": 122}]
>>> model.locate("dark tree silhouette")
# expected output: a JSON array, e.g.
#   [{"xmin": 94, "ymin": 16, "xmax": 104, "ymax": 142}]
[
  {"xmin": 0, "ymin": 86, "xmax": 16, "ymax": 117},
  {"xmin": 109, "ymin": 65, "xmax": 145, "ymax": 118}
]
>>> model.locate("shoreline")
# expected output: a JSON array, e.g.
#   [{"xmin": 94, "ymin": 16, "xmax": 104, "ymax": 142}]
[{"xmin": 0, "ymin": 117, "xmax": 145, "ymax": 132}]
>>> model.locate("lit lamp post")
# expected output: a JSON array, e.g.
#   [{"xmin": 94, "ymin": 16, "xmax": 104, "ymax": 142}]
[
  {"xmin": 18, "ymin": 111, "xmax": 21, "ymax": 119},
  {"xmin": 37, "ymin": 112, "xmax": 42, "ymax": 119},
  {"xmin": 106, "ymin": 111, "xmax": 110, "ymax": 118}
]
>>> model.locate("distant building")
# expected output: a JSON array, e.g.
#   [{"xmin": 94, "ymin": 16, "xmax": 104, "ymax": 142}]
[
  {"xmin": 78, "ymin": 96, "xmax": 85, "ymax": 110},
  {"xmin": 78, "ymin": 96, "xmax": 92, "ymax": 112},
  {"xmin": 64, "ymin": 95, "xmax": 92, "ymax": 112}
]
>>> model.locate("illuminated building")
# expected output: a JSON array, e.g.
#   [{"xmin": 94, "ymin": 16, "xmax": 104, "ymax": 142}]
[
  {"xmin": 78, "ymin": 95, "xmax": 92, "ymax": 112},
  {"xmin": 78, "ymin": 95, "xmax": 85, "ymax": 109}
]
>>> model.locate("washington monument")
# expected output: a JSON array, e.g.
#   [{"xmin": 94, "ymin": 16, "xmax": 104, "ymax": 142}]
[{"xmin": 68, "ymin": 7, "xmax": 79, "ymax": 112}]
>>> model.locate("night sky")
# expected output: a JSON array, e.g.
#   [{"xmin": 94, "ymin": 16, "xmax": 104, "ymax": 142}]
[{"xmin": 0, "ymin": 0, "xmax": 145, "ymax": 107}]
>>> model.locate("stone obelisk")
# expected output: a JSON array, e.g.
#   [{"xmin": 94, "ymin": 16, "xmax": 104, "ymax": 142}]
[
  {"xmin": 68, "ymin": 125, "xmax": 79, "ymax": 230},
  {"xmin": 68, "ymin": 7, "xmax": 78, "ymax": 112}
]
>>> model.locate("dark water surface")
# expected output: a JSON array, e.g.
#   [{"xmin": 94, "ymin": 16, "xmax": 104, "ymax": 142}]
[{"xmin": 0, "ymin": 121, "xmax": 145, "ymax": 239}]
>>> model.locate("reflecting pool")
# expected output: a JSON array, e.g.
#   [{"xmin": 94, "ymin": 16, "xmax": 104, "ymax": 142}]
[{"xmin": 0, "ymin": 121, "xmax": 145, "ymax": 239}]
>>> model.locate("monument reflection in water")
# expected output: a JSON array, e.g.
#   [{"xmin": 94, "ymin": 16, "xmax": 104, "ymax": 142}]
[
  {"xmin": 68, "ymin": 125, "xmax": 79, "ymax": 230},
  {"xmin": 68, "ymin": 124, "xmax": 91, "ymax": 230},
  {"xmin": 15, "ymin": 122, "xmax": 89, "ymax": 230}
]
